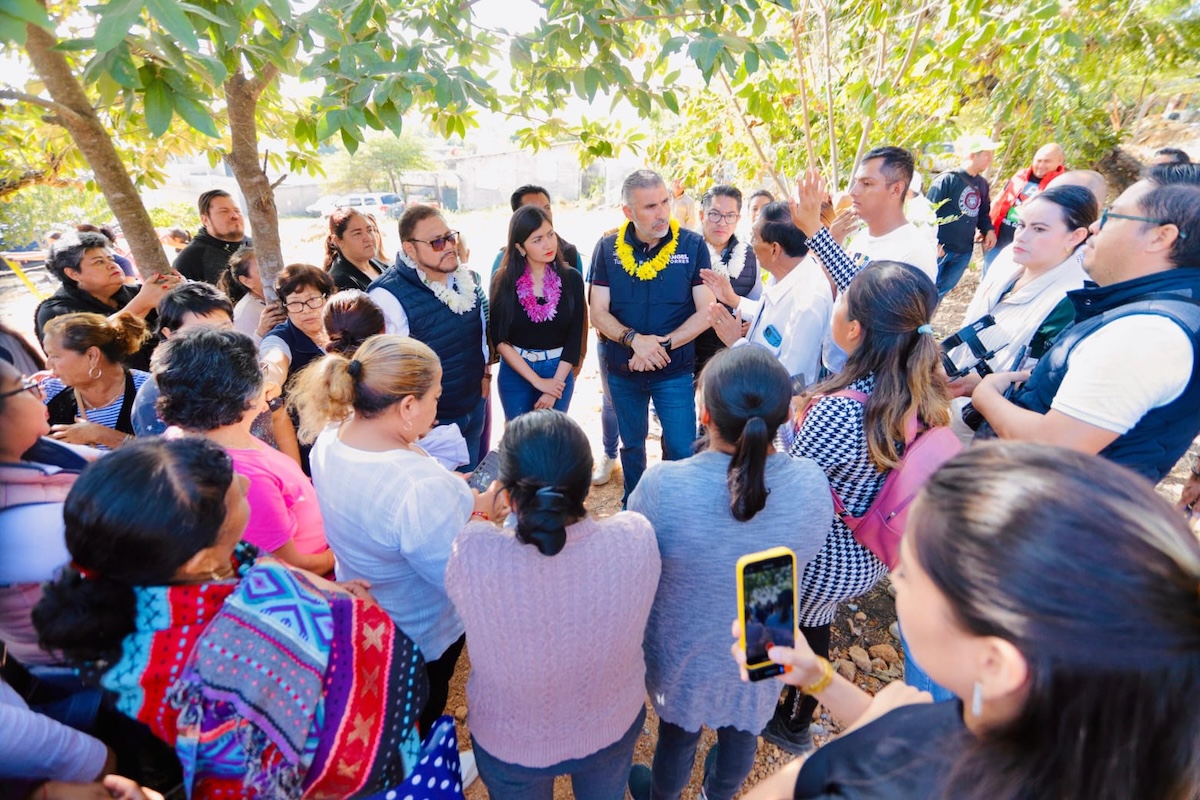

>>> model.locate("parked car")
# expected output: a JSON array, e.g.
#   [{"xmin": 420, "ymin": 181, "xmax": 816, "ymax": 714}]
[
  {"xmin": 305, "ymin": 195, "xmax": 342, "ymax": 218},
  {"xmin": 324, "ymin": 192, "xmax": 405, "ymax": 218}
]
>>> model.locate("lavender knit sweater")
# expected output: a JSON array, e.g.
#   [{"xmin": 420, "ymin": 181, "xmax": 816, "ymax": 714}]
[{"xmin": 445, "ymin": 513, "xmax": 660, "ymax": 768}]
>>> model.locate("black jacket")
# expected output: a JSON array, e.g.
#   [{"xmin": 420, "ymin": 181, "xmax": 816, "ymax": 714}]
[
  {"xmin": 34, "ymin": 283, "xmax": 159, "ymax": 371},
  {"xmin": 172, "ymin": 227, "xmax": 251, "ymax": 285}
]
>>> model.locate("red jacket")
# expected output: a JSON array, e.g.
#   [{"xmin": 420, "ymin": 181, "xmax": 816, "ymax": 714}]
[{"xmin": 990, "ymin": 164, "xmax": 1066, "ymax": 230}]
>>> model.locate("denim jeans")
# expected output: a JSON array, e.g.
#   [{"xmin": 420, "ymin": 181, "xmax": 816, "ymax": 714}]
[
  {"xmin": 935, "ymin": 249, "xmax": 973, "ymax": 297},
  {"xmin": 597, "ymin": 344, "xmax": 620, "ymax": 459},
  {"xmin": 438, "ymin": 393, "xmax": 488, "ymax": 472},
  {"xmin": 472, "ymin": 706, "xmax": 645, "ymax": 800},
  {"xmin": 606, "ymin": 369, "xmax": 697, "ymax": 504},
  {"xmin": 650, "ymin": 720, "xmax": 757, "ymax": 800},
  {"xmin": 900, "ymin": 625, "xmax": 955, "ymax": 702},
  {"xmin": 496, "ymin": 356, "xmax": 576, "ymax": 420}
]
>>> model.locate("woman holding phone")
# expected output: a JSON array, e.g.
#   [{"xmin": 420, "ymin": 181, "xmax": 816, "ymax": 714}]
[
  {"xmin": 736, "ymin": 443, "xmax": 1200, "ymax": 800},
  {"xmin": 626, "ymin": 346, "xmax": 831, "ymax": 800}
]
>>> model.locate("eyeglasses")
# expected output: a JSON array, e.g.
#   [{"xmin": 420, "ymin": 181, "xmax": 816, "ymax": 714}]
[
  {"xmin": 1099, "ymin": 209, "xmax": 1188, "ymax": 239},
  {"xmin": 0, "ymin": 376, "xmax": 44, "ymax": 400},
  {"xmin": 283, "ymin": 295, "xmax": 328, "ymax": 313},
  {"xmin": 705, "ymin": 210, "xmax": 740, "ymax": 225},
  {"xmin": 407, "ymin": 231, "xmax": 460, "ymax": 252}
]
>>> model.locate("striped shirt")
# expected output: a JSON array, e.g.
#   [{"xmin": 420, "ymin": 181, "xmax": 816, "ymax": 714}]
[{"xmin": 42, "ymin": 371, "xmax": 150, "ymax": 431}]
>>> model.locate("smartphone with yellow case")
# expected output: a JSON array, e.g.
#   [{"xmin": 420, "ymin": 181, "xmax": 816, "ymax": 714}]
[{"xmin": 736, "ymin": 547, "xmax": 798, "ymax": 681}]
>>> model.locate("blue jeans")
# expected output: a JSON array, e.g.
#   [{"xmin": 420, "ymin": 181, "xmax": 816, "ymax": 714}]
[
  {"xmin": 900, "ymin": 625, "xmax": 955, "ymax": 702},
  {"xmin": 597, "ymin": 344, "xmax": 620, "ymax": 459},
  {"xmin": 935, "ymin": 249, "xmax": 973, "ymax": 297},
  {"xmin": 497, "ymin": 356, "xmax": 575, "ymax": 420},
  {"xmin": 472, "ymin": 706, "xmax": 645, "ymax": 800},
  {"xmin": 650, "ymin": 720, "xmax": 757, "ymax": 800},
  {"xmin": 438, "ymin": 393, "xmax": 488, "ymax": 472},
  {"xmin": 606, "ymin": 370, "xmax": 696, "ymax": 504}
]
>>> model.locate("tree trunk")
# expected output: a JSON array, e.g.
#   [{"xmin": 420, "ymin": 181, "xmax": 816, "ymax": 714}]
[
  {"xmin": 224, "ymin": 68, "xmax": 283, "ymax": 301},
  {"xmin": 22, "ymin": 24, "xmax": 170, "ymax": 278}
]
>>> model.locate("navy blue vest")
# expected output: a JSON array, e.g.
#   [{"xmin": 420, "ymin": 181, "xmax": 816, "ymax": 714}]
[
  {"xmin": 370, "ymin": 263, "xmax": 485, "ymax": 419},
  {"xmin": 992, "ymin": 269, "xmax": 1200, "ymax": 483},
  {"xmin": 266, "ymin": 319, "xmax": 325, "ymax": 384}
]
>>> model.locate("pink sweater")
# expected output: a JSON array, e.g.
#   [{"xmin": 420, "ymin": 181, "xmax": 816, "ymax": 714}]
[{"xmin": 446, "ymin": 513, "xmax": 660, "ymax": 768}]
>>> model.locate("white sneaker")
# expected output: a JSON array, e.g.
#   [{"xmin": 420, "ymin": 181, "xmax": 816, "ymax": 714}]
[
  {"xmin": 458, "ymin": 748, "xmax": 479, "ymax": 788},
  {"xmin": 592, "ymin": 455, "xmax": 618, "ymax": 485}
]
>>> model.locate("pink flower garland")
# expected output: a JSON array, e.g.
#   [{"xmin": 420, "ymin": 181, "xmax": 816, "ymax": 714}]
[{"xmin": 516, "ymin": 264, "xmax": 562, "ymax": 323}]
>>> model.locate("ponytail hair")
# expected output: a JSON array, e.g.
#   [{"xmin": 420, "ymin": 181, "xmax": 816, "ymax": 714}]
[
  {"xmin": 699, "ymin": 346, "xmax": 792, "ymax": 522},
  {"xmin": 323, "ymin": 289, "xmax": 385, "ymax": 356},
  {"xmin": 218, "ymin": 245, "xmax": 256, "ymax": 305},
  {"xmin": 33, "ymin": 437, "xmax": 234, "ymax": 666},
  {"xmin": 43, "ymin": 311, "xmax": 147, "ymax": 364},
  {"xmin": 816, "ymin": 260, "xmax": 948, "ymax": 471},
  {"xmin": 496, "ymin": 410, "xmax": 591, "ymax": 556},
  {"xmin": 290, "ymin": 334, "xmax": 440, "ymax": 443}
]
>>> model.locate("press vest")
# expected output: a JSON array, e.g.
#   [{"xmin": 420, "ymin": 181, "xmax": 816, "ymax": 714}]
[{"xmin": 985, "ymin": 269, "xmax": 1200, "ymax": 482}]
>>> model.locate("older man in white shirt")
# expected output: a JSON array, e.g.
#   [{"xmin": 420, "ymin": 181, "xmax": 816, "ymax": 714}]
[{"xmin": 702, "ymin": 201, "xmax": 831, "ymax": 388}]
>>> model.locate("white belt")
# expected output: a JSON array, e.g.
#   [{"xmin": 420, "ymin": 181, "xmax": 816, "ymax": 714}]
[{"xmin": 514, "ymin": 346, "xmax": 563, "ymax": 362}]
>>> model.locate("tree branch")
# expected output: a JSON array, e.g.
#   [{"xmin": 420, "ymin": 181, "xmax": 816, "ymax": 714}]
[
  {"xmin": 719, "ymin": 72, "xmax": 787, "ymax": 196},
  {"xmin": 270, "ymin": 172, "xmax": 288, "ymax": 190},
  {"xmin": 790, "ymin": 1, "xmax": 817, "ymax": 169},
  {"xmin": 600, "ymin": 11, "xmax": 705, "ymax": 24},
  {"xmin": 0, "ymin": 88, "xmax": 84, "ymax": 125}
]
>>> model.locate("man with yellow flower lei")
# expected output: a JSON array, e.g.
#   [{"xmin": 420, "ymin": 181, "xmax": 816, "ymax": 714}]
[{"xmin": 587, "ymin": 169, "xmax": 715, "ymax": 504}]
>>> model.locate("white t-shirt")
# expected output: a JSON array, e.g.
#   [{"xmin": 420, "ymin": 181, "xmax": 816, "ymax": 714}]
[
  {"xmin": 1052, "ymin": 315, "xmax": 1193, "ymax": 433},
  {"xmin": 846, "ymin": 222, "xmax": 939, "ymax": 284},
  {"xmin": 0, "ymin": 679, "xmax": 108, "ymax": 781},
  {"xmin": 308, "ymin": 426, "xmax": 473, "ymax": 660}
]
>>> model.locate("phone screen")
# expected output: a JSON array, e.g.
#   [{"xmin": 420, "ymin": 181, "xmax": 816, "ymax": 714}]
[
  {"xmin": 742, "ymin": 554, "xmax": 796, "ymax": 667},
  {"xmin": 467, "ymin": 449, "xmax": 502, "ymax": 493}
]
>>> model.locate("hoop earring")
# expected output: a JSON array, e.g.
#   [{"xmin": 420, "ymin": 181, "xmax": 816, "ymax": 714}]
[
  {"xmin": 88, "ymin": 363, "xmax": 101, "ymax": 380},
  {"xmin": 971, "ymin": 681, "xmax": 984, "ymax": 716}
]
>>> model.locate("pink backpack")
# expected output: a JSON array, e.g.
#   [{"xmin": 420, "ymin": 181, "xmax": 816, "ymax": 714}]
[{"xmin": 798, "ymin": 390, "xmax": 962, "ymax": 569}]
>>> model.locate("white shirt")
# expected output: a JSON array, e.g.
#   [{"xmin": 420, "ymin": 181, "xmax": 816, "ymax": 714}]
[
  {"xmin": 1052, "ymin": 315, "xmax": 1192, "ymax": 434},
  {"xmin": 233, "ymin": 294, "xmax": 267, "ymax": 345},
  {"xmin": 0, "ymin": 679, "xmax": 108, "ymax": 781},
  {"xmin": 369, "ymin": 269, "xmax": 489, "ymax": 360},
  {"xmin": 845, "ymin": 221, "xmax": 938, "ymax": 284},
  {"xmin": 308, "ymin": 426, "xmax": 473, "ymax": 659},
  {"xmin": 733, "ymin": 255, "xmax": 832, "ymax": 385},
  {"xmin": 824, "ymin": 222, "xmax": 940, "ymax": 373}
]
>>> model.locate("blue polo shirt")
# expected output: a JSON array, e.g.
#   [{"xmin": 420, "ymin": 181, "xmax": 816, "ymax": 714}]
[{"xmin": 589, "ymin": 223, "xmax": 710, "ymax": 378}]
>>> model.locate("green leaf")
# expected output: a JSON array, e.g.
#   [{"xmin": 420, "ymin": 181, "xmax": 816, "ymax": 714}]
[
  {"xmin": 745, "ymin": 47, "xmax": 760, "ymax": 76},
  {"xmin": 173, "ymin": 94, "xmax": 220, "ymax": 137},
  {"xmin": 1062, "ymin": 30, "xmax": 1084, "ymax": 48},
  {"xmin": 662, "ymin": 89, "xmax": 679, "ymax": 114},
  {"xmin": 145, "ymin": 0, "xmax": 199, "ymax": 51},
  {"xmin": 143, "ymin": 78, "xmax": 173, "ymax": 137},
  {"xmin": 2, "ymin": 0, "xmax": 51, "ymax": 30},
  {"xmin": 348, "ymin": 0, "xmax": 374, "ymax": 36},
  {"xmin": 95, "ymin": 0, "xmax": 145, "ymax": 52},
  {"xmin": 176, "ymin": 3, "xmax": 228, "ymax": 27},
  {"xmin": 688, "ymin": 37, "xmax": 723, "ymax": 77},
  {"xmin": 376, "ymin": 100, "xmax": 402, "ymax": 132},
  {"xmin": 342, "ymin": 128, "xmax": 361, "ymax": 153}
]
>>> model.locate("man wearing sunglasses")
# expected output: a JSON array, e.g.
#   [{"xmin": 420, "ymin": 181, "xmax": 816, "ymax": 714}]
[
  {"xmin": 970, "ymin": 165, "xmax": 1200, "ymax": 484},
  {"xmin": 369, "ymin": 204, "xmax": 490, "ymax": 470}
]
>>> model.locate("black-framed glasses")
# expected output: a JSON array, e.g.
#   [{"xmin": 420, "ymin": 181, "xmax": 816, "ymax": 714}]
[
  {"xmin": 705, "ymin": 210, "xmax": 740, "ymax": 225},
  {"xmin": 1099, "ymin": 208, "xmax": 1188, "ymax": 238},
  {"xmin": 407, "ymin": 231, "xmax": 460, "ymax": 252},
  {"xmin": 283, "ymin": 295, "xmax": 328, "ymax": 313},
  {"xmin": 0, "ymin": 376, "xmax": 44, "ymax": 400}
]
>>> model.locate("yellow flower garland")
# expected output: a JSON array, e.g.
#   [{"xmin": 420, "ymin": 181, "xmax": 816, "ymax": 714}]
[{"xmin": 615, "ymin": 218, "xmax": 681, "ymax": 281}]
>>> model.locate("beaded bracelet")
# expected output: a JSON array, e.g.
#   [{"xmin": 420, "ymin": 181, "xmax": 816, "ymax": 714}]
[{"xmin": 800, "ymin": 656, "xmax": 835, "ymax": 695}]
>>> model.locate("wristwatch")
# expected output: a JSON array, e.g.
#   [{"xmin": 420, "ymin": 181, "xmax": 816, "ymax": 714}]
[{"xmin": 662, "ymin": 338, "xmax": 672, "ymax": 352}]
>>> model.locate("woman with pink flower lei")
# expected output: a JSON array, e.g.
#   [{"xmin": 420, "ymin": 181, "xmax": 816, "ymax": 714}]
[{"xmin": 488, "ymin": 205, "xmax": 586, "ymax": 419}]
